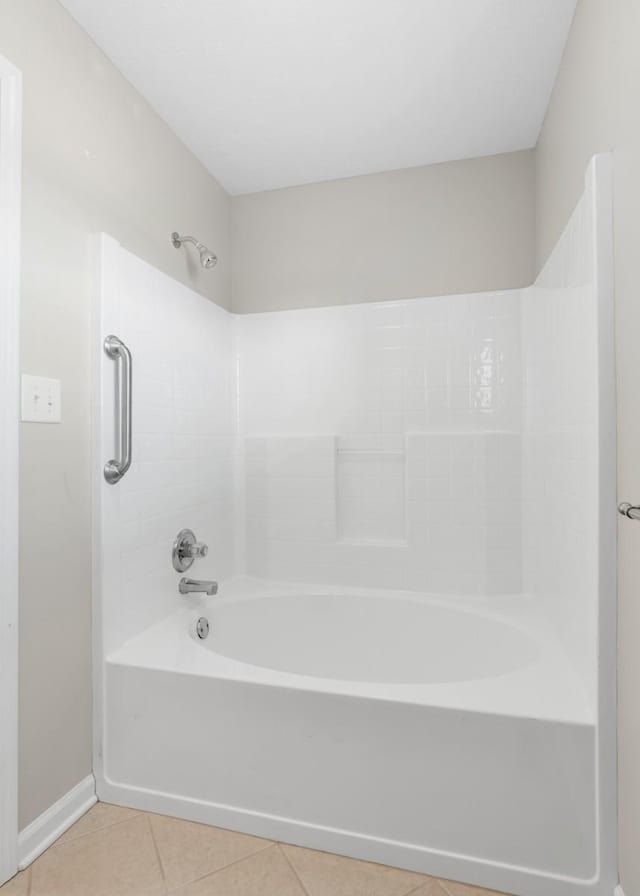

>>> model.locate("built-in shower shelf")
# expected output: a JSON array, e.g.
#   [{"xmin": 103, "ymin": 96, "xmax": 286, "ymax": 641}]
[{"xmin": 336, "ymin": 441, "xmax": 406, "ymax": 544}]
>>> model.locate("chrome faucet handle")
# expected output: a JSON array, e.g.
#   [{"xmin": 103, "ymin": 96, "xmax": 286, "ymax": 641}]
[
  {"xmin": 172, "ymin": 529, "xmax": 209, "ymax": 572},
  {"xmin": 185, "ymin": 541, "xmax": 208, "ymax": 559}
]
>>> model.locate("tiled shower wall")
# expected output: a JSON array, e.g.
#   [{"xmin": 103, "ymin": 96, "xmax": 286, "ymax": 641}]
[
  {"xmin": 522, "ymin": 170, "xmax": 599, "ymax": 699},
  {"xmin": 236, "ymin": 294, "xmax": 524, "ymax": 594},
  {"xmin": 98, "ymin": 237, "xmax": 236, "ymax": 654},
  {"xmin": 99, "ymin": 171, "xmax": 599, "ymax": 661}
]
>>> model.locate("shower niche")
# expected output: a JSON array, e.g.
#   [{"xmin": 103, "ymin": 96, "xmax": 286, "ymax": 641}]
[{"xmin": 335, "ymin": 436, "xmax": 406, "ymax": 545}]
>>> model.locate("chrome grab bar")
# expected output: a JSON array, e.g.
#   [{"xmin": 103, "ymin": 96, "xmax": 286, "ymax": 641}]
[
  {"xmin": 618, "ymin": 502, "xmax": 640, "ymax": 521},
  {"xmin": 103, "ymin": 335, "xmax": 132, "ymax": 484}
]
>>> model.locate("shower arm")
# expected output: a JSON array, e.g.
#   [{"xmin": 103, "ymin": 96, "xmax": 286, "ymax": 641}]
[{"xmin": 172, "ymin": 233, "xmax": 201, "ymax": 250}]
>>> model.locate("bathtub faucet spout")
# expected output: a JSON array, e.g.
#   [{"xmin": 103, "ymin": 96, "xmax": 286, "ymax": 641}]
[{"xmin": 179, "ymin": 577, "xmax": 218, "ymax": 596}]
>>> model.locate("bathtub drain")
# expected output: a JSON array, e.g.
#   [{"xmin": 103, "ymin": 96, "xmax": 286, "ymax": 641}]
[{"xmin": 196, "ymin": 617, "xmax": 209, "ymax": 640}]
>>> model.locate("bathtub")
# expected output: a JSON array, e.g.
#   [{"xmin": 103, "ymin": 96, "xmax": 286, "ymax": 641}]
[{"xmin": 97, "ymin": 577, "xmax": 597, "ymax": 896}]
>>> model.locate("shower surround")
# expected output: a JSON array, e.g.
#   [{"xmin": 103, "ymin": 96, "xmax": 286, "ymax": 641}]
[{"xmin": 92, "ymin": 158, "xmax": 615, "ymax": 896}]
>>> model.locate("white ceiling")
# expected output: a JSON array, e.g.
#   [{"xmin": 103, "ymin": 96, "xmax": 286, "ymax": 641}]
[{"xmin": 60, "ymin": 0, "xmax": 577, "ymax": 195}]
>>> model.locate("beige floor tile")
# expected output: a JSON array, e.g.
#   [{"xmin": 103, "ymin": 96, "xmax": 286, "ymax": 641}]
[
  {"xmin": 30, "ymin": 814, "xmax": 165, "ymax": 896},
  {"xmin": 57, "ymin": 800, "xmax": 141, "ymax": 843},
  {"xmin": 282, "ymin": 843, "xmax": 427, "ymax": 896},
  {"xmin": 440, "ymin": 879, "xmax": 509, "ymax": 896},
  {"xmin": 407, "ymin": 881, "xmax": 451, "ymax": 896},
  {"xmin": 0, "ymin": 869, "xmax": 30, "ymax": 895},
  {"xmin": 148, "ymin": 812, "xmax": 271, "ymax": 891},
  {"xmin": 172, "ymin": 844, "xmax": 306, "ymax": 896}
]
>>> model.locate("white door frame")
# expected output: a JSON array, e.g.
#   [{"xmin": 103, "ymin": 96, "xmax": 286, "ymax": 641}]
[{"xmin": 0, "ymin": 53, "xmax": 22, "ymax": 886}]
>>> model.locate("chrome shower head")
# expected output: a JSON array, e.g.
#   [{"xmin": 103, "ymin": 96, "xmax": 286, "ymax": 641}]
[
  {"xmin": 198, "ymin": 246, "xmax": 217, "ymax": 269},
  {"xmin": 171, "ymin": 232, "xmax": 217, "ymax": 269}
]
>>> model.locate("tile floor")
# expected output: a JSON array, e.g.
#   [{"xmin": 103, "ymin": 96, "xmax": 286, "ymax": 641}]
[{"xmin": 0, "ymin": 802, "xmax": 508, "ymax": 896}]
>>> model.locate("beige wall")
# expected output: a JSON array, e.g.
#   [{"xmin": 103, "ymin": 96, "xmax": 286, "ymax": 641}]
[
  {"xmin": 0, "ymin": 0, "xmax": 230, "ymax": 828},
  {"xmin": 231, "ymin": 150, "xmax": 535, "ymax": 313},
  {"xmin": 536, "ymin": 1, "xmax": 640, "ymax": 892}
]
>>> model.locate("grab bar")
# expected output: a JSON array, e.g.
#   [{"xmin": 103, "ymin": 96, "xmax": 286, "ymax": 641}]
[
  {"xmin": 103, "ymin": 335, "xmax": 132, "ymax": 484},
  {"xmin": 618, "ymin": 502, "xmax": 640, "ymax": 521}
]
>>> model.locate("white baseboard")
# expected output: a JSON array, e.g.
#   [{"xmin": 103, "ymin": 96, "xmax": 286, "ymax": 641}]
[{"xmin": 18, "ymin": 775, "xmax": 97, "ymax": 869}]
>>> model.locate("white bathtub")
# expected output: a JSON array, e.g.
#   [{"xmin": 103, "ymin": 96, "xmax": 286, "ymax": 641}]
[
  {"xmin": 201, "ymin": 589, "xmax": 539, "ymax": 684},
  {"xmin": 98, "ymin": 578, "xmax": 597, "ymax": 896}
]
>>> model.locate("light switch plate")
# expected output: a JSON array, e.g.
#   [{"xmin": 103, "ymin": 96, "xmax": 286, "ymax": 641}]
[{"xmin": 21, "ymin": 375, "xmax": 62, "ymax": 423}]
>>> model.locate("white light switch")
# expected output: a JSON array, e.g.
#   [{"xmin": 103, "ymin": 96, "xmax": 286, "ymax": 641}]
[{"xmin": 21, "ymin": 375, "xmax": 62, "ymax": 423}]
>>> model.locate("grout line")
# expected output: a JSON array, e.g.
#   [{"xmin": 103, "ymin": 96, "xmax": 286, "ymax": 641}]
[
  {"xmin": 146, "ymin": 814, "xmax": 168, "ymax": 885},
  {"xmin": 277, "ymin": 842, "xmax": 312, "ymax": 896},
  {"xmin": 402, "ymin": 880, "xmax": 440, "ymax": 896},
  {"xmin": 163, "ymin": 841, "xmax": 275, "ymax": 894},
  {"xmin": 26, "ymin": 866, "xmax": 32, "ymax": 896},
  {"xmin": 49, "ymin": 804, "xmax": 144, "ymax": 848}
]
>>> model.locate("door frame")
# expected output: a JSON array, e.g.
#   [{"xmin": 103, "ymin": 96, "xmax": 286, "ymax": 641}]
[{"xmin": 0, "ymin": 53, "xmax": 22, "ymax": 886}]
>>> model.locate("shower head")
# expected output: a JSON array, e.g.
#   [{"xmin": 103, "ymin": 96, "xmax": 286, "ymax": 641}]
[
  {"xmin": 198, "ymin": 247, "xmax": 217, "ymax": 269},
  {"xmin": 171, "ymin": 232, "xmax": 217, "ymax": 269}
]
